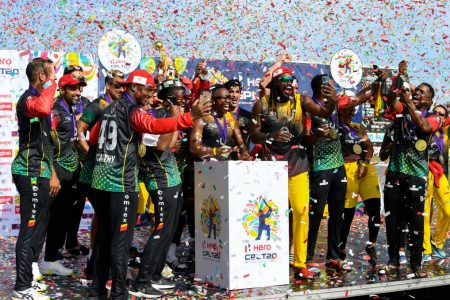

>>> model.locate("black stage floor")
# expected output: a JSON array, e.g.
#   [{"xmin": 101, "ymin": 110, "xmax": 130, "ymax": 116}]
[{"xmin": 0, "ymin": 213, "xmax": 449, "ymax": 299}]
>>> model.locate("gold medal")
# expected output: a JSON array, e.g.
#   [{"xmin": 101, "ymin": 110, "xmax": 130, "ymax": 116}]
[
  {"xmin": 138, "ymin": 143, "xmax": 146, "ymax": 157},
  {"xmin": 329, "ymin": 128, "xmax": 337, "ymax": 139},
  {"xmin": 415, "ymin": 139, "xmax": 427, "ymax": 151},
  {"xmin": 50, "ymin": 130, "xmax": 57, "ymax": 142},
  {"xmin": 353, "ymin": 144, "xmax": 362, "ymax": 155}
]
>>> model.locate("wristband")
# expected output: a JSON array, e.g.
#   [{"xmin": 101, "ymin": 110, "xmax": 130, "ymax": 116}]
[
  {"xmin": 43, "ymin": 80, "xmax": 53, "ymax": 89},
  {"xmin": 358, "ymin": 160, "xmax": 369, "ymax": 167},
  {"xmin": 212, "ymin": 147, "xmax": 217, "ymax": 156}
]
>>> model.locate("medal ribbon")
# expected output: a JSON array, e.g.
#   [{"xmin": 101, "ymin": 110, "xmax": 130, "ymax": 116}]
[
  {"xmin": 434, "ymin": 129, "xmax": 444, "ymax": 154},
  {"xmin": 104, "ymin": 93, "xmax": 112, "ymax": 105},
  {"xmin": 339, "ymin": 122, "xmax": 359, "ymax": 140},
  {"xmin": 58, "ymin": 97, "xmax": 76, "ymax": 138},
  {"xmin": 213, "ymin": 114, "xmax": 228, "ymax": 144},
  {"xmin": 312, "ymin": 96, "xmax": 337, "ymax": 128},
  {"xmin": 124, "ymin": 92, "xmax": 136, "ymax": 104}
]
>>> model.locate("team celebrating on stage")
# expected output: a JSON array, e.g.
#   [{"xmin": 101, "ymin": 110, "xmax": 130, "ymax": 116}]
[{"xmin": 10, "ymin": 54, "xmax": 449, "ymax": 300}]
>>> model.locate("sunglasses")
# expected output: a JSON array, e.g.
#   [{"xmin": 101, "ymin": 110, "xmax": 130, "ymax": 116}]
[
  {"xmin": 108, "ymin": 81, "xmax": 125, "ymax": 89},
  {"xmin": 66, "ymin": 65, "xmax": 83, "ymax": 73},
  {"xmin": 277, "ymin": 75, "xmax": 294, "ymax": 83},
  {"xmin": 434, "ymin": 111, "xmax": 446, "ymax": 117},
  {"xmin": 66, "ymin": 85, "xmax": 83, "ymax": 91},
  {"xmin": 167, "ymin": 95, "xmax": 185, "ymax": 102},
  {"xmin": 212, "ymin": 95, "xmax": 231, "ymax": 101}
]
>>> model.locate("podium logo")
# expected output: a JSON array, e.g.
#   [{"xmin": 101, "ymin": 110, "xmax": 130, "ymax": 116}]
[
  {"xmin": 242, "ymin": 196, "xmax": 280, "ymax": 241},
  {"xmin": 200, "ymin": 195, "xmax": 221, "ymax": 240}
]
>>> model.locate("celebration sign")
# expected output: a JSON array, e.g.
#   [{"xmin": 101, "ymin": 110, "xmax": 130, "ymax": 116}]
[
  {"xmin": 330, "ymin": 49, "xmax": 363, "ymax": 89},
  {"xmin": 98, "ymin": 30, "xmax": 142, "ymax": 74}
]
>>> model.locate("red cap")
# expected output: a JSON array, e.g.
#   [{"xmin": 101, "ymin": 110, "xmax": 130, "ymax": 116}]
[
  {"xmin": 58, "ymin": 74, "xmax": 87, "ymax": 88},
  {"xmin": 337, "ymin": 95, "xmax": 352, "ymax": 111},
  {"xmin": 272, "ymin": 66, "xmax": 293, "ymax": 78},
  {"xmin": 124, "ymin": 70, "xmax": 155, "ymax": 88}
]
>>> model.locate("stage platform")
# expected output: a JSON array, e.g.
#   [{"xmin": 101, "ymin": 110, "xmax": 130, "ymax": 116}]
[{"xmin": 0, "ymin": 213, "xmax": 449, "ymax": 299}]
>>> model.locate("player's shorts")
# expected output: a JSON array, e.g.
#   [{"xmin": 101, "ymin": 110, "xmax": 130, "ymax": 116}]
[{"xmin": 344, "ymin": 161, "xmax": 380, "ymax": 208}]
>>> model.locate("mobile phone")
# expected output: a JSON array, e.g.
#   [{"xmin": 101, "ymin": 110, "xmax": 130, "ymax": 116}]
[
  {"xmin": 199, "ymin": 90, "xmax": 212, "ymax": 104},
  {"xmin": 321, "ymin": 75, "xmax": 330, "ymax": 86}
]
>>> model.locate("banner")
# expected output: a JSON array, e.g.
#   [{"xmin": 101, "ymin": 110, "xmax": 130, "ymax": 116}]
[
  {"xmin": 0, "ymin": 49, "xmax": 388, "ymax": 236},
  {"xmin": 0, "ymin": 50, "xmax": 98, "ymax": 237}
]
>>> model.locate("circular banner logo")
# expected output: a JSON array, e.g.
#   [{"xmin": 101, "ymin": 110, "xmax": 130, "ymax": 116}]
[
  {"xmin": 330, "ymin": 49, "xmax": 363, "ymax": 89},
  {"xmin": 98, "ymin": 30, "xmax": 141, "ymax": 74},
  {"xmin": 242, "ymin": 196, "xmax": 280, "ymax": 241}
]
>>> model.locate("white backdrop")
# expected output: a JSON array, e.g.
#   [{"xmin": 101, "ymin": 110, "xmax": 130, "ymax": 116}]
[{"xmin": 0, "ymin": 50, "xmax": 98, "ymax": 237}]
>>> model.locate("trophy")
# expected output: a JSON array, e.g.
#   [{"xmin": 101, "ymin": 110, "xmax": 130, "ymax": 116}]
[{"xmin": 154, "ymin": 41, "xmax": 168, "ymax": 72}]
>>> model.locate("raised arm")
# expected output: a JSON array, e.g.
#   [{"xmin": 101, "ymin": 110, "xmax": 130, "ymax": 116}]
[
  {"xmin": 259, "ymin": 53, "xmax": 291, "ymax": 98},
  {"xmin": 24, "ymin": 80, "xmax": 57, "ymax": 118}
]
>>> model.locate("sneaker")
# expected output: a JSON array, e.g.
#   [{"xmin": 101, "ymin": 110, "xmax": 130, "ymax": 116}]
[
  {"xmin": 294, "ymin": 267, "xmax": 315, "ymax": 279},
  {"xmin": 365, "ymin": 245, "xmax": 377, "ymax": 267},
  {"xmin": 399, "ymin": 252, "xmax": 407, "ymax": 264},
  {"xmin": 339, "ymin": 248, "xmax": 347, "ymax": 261},
  {"xmin": 166, "ymin": 259, "xmax": 189, "ymax": 272},
  {"xmin": 412, "ymin": 266, "xmax": 430, "ymax": 278},
  {"xmin": 66, "ymin": 245, "xmax": 89, "ymax": 256},
  {"xmin": 150, "ymin": 277, "xmax": 175, "ymax": 289},
  {"xmin": 431, "ymin": 243, "xmax": 447, "ymax": 259},
  {"xmin": 305, "ymin": 261, "xmax": 321, "ymax": 267},
  {"xmin": 86, "ymin": 292, "xmax": 108, "ymax": 300},
  {"xmin": 31, "ymin": 281, "xmax": 47, "ymax": 292},
  {"xmin": 32, "ymin": 262, "xmax": 43, "ymax": 281},
  {"xmin": 325, "ymin": 259, "xmax": 345, "ymax": 272},
  {"xmin": 383, "ymin": 262, "xmax": 399, "ymax": 275},
  {"xmin": 80, "ymin": 267, "xmax": 93, "ymax": 286},
  {"xmin": 105, "ymin": 279, "xmax": 112, "ymax": 290},
  {"xmin": 87, "ymin": 287, "xmax": 108, "ymax": 300},
  {"xmin": 39, "ymin": 260, "xmax": 73, "ymax": 276},
  {"xmin": 129, "ymin": 285, "xmax": 164, "ymax": 298},
  {"xmin": 12, "ymin": 288, "xmax": 50, "ymax": 300},
  {"xmin": 422, "ymin": 254, "xmax": 432, "ymax": 263}
]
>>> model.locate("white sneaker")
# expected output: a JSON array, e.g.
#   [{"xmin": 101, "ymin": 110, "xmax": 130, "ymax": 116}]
[
  {"xmin": 32, "ymin": 262, "xmax": 43, "ymax": 281},
  {"xmin": 399, "ymin": 252, "xmax": 407, "ymax": 264},
  {"xmin": 31, "ymin": 280, "xmax": 47, "ymax": 292},
  {"xmin": 12, "ymin": 288, "xmax": 50, "ymax": 300},
  {"xmin": 39, "ymin": 260, "xmax": 73, "ymax": 276},
  {"xmin": 162, "ymin": 264, "xmax": 174, "ymax": 278}
]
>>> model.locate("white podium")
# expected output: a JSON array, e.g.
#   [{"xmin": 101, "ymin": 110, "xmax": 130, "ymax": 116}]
[{"xmin": 195, "ymin": 161, "xmax": 289, "ymax": 289}]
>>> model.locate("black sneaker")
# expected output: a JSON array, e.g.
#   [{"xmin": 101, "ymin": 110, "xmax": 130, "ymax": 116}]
[
  {"xmin": 412, "ymin": 266, "xmax": 430, "ymax": 278},
  {"xmin": 66, "ymin": 245, "xmax": 89, "ymax": 256},
  {"xmin": 365, "ymin": 245, "xmax": 377, "ymax": 267},
  {"xmin": 339, "ymin": 248, "xmax": 347, "ymax": 260},
  {"xmin": 166, "ymin": 259, "xmax": 189, "ymax": 272},
  {"xmin": 150, "ymin": 277, "xmax": 175, "ymax": 289},
  {"xmin": 129, "ymin": 285, "xmax": 164, "ymax": 298},
  {"xmin": 87, "ymin": 290, "xmax": 108, "ymax": 300}
]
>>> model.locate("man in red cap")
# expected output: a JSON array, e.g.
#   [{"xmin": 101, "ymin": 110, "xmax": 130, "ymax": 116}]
[
  {"xmin": 88, "ymin": 69, "xmax": 211, "ymax": 300},
  {"xmin": 250, "ymin": 65, "xmax": 339, "ymax": 279},
  {"xmin": 38, "ymin": 74, "xmax": 87, "ymax": 277}
]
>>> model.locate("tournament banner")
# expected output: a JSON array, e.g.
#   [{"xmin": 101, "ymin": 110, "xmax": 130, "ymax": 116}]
[
  {"xmin": 0, "ymin": 50, "xmax": 98, "ymax": 237},
  {"xmin": 0, "ymin": 49, "xmax": 388, "ymax": 237}
]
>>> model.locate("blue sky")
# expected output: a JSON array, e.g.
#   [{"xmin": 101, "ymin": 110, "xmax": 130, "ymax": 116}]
[{"xmin": 1, "ymin": 0, "xmax": 448, "ymax": 102}]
